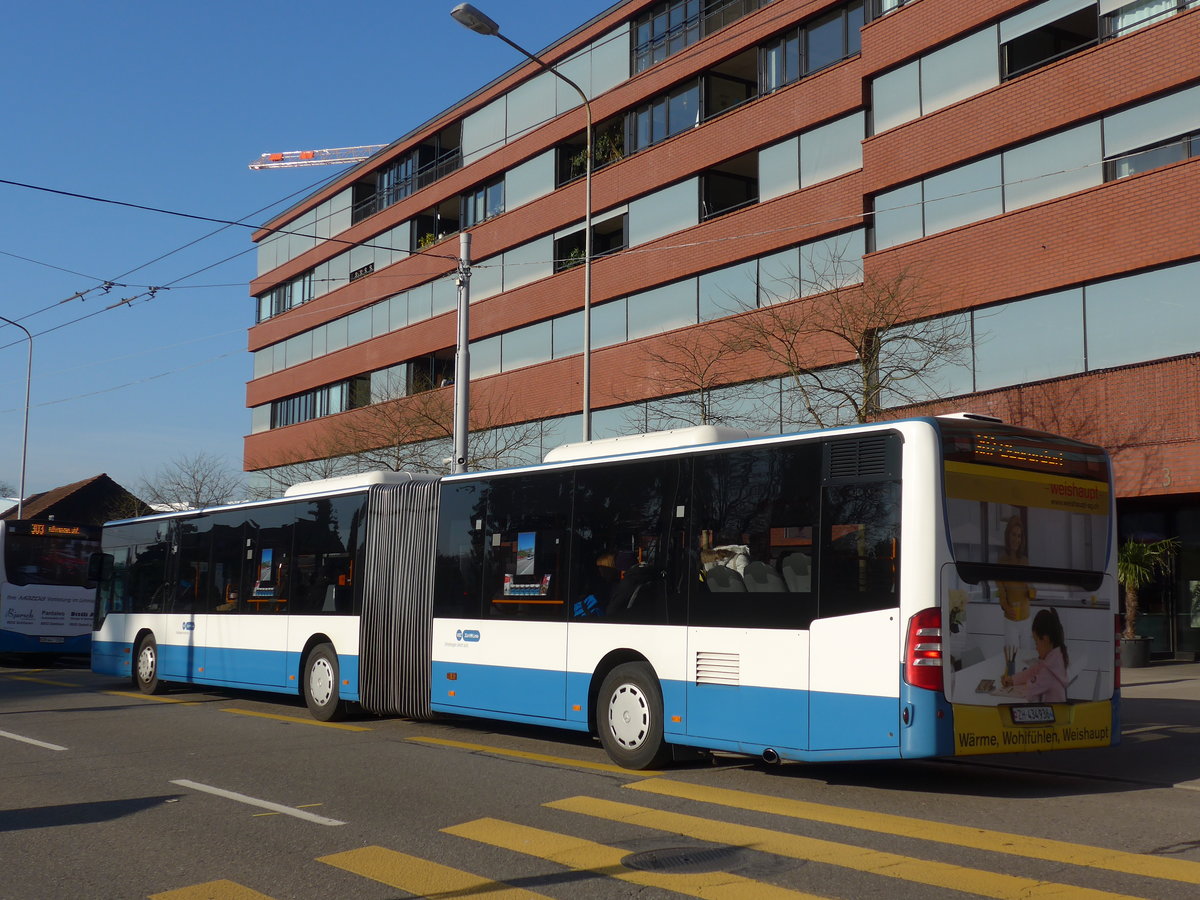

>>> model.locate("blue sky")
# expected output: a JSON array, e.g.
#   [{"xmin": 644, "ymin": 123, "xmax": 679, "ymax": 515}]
[{"xmin": 0, "ymin": 0, "xmax": 612, "ymax": 498}]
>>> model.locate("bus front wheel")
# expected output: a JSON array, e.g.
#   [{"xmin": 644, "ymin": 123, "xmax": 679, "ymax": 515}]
[
  {"xmin": 134, "ymin": 635, "xmax": 164, "ymax": 694},
  {"xmin": 303, "ymin": 643, "xmax": 345, "ymax": 721},
  {"xmin": 596, "ymin": 662, "xmax": 671, "ymax": 769}
]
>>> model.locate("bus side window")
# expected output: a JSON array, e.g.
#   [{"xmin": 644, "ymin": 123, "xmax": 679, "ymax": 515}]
[
  {"xmin": 485, "ymin": 473, "xmax": 569, "ymax": 622},
  {"xmin": 819, "ymin": 482, "xmax": 900, "ymax": 617}
]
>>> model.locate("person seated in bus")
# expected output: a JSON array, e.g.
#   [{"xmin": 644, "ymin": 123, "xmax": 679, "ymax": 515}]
[
  {"xmin": 1001, "ymin": 608, "xmax": 1069, "ymax": 702},
  {"xmin": 573, "ymin": 552, "xmax": 619, "ymax": 617}
]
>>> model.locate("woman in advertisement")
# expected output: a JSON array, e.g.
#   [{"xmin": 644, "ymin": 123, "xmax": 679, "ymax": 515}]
[{"xmin": 996, "ymin": 512, "xmax": 1034, "ymax": 673}]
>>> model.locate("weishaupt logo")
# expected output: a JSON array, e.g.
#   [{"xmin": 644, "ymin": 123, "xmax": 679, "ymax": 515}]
[{"xmin": 455, "ymin": 629, "xmax": 481, "ymax": 642}]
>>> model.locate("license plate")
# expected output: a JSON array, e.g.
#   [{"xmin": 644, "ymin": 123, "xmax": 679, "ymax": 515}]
[
  {"xmin": 1011, "ymin": 705, "xmax": 1055, "ymax": 724},
  {"xmin": 38, "ymin": 636, "xmax": 66, "ymax": 644}
]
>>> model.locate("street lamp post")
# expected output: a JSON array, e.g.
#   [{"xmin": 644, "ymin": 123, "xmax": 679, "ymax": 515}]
[
  {"xmin": 450, "ymin": 2, "xmax": 594, "ymax": 441},
  {"xmin": 0, "ymin": 316, "xmax": 32, "ymax": 519}
]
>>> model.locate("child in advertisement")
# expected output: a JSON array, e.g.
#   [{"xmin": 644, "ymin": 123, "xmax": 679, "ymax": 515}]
[{"xmin": 1002, "ymin": 608, "xmax": 1069, "ymax": 702}]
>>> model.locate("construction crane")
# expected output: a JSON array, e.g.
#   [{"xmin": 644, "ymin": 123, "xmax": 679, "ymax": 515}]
[{"xmin": 248, "ymin": 145, "xmax": 386, "ymax": 170}]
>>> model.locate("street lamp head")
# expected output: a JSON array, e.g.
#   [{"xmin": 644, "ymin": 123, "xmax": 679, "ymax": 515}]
[{"xmin": 450, "ymin": 3, "xmax": 501, "ymax": 36}]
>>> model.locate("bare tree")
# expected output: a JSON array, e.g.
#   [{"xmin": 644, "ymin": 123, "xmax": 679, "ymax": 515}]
[
  {"xmin": 139, "ymin": 452, "xmax": 244, "ymax": 510},
  {"xmin": 244, "ymin": 432, "xmax": 362, "ymax": 500},
  {"xmin": 272, "ymin": 383, "xmax": 545, "ymax": 478},
  {"xmin": 622, "ymin": 327, "xmax": 772, "ymax": 433},
  {"xmin": 730, "ymin": 249, "xmax": 970, "ymax": 427}
]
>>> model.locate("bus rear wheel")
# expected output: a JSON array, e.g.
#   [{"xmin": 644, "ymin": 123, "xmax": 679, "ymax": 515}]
[
  {"xmin": 303, "ymin": 643, "xmax": 345, "ymax": 721},
  {"xmin": 596, "ymin": 662, "xmax": 672, "ymax": 769},
  {"xmin": 134, "ymin": 634, "xmax": 164, "ymax": 694}
]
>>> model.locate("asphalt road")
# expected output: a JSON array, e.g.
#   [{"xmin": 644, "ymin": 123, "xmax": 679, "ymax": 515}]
[{"xmin": 2, "ymin": 656, "xmax": 1198, "ymax": 900}]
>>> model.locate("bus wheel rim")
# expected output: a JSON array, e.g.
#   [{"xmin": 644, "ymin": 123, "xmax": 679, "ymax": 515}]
[
  {"xmin": 310, "ymin": 658, "xmax": 334, "ymax": 706},
  {"xmin": 138, "ymin": 646, "xmax": 155, "ymax": 682},
  {"xmin": 607, "ymin": 684, "xmax": 649, "ymax": 749}
]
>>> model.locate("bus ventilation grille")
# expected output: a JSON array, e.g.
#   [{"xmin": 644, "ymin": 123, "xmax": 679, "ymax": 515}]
[
  {"xmin": 827, "ymin": 436, "xmax": 890, "ymax": 479},
  {"xmin": 695, "ymin": 651, "xmax": 740, "ymax": 685}
]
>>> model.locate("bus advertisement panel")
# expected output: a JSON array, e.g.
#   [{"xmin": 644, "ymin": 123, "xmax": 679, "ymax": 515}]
[
  {"xmin": 2, "ymin": 521, "xmax": 101, "ymax": 654},
  {"xmin": 939, "ymin": 425, "xmax": 1116, "ymax": 754}
]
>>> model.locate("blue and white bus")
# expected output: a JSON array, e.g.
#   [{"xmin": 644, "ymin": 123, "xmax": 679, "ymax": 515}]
[
  {"xmin": 93, "ymin": 415, "xmax": 1119, "ymax": 767},
  {"xmin": 2, "ymin": 520, "xmax": 101, "ymax": 655}
]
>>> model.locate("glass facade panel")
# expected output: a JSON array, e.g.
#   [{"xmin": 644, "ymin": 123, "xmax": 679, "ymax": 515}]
[
  {"xmin": 432, "ymin": 275, "xmax": 457, "ymax": 316},
  {"xmin": 589, "ymin": 21, "xmax": 631, "ymax": 97},
  {"xmin": 880, "ymin": 312, "xmax": 974, "ymax": 406},
  {"xmin": 388, "ymin": 293, "xmax": 409, "ymax": 331},
  {"xmin": 372, "ymin": 301, "xmax": 390, "ymax": 338},
  {"xmin": 800, "ymin": 230, "xmax": 864, "ymax": 296},
  {"xmin": 872, "ymin": 182, "xmax": 923, "ymax": 250},
  {"xmin": 974, "ymin": 289, "xmax": 1084, "ymax": 391},
  {"xmin": 472, "ymin": 335, "xmax": 502, "ymax": 378},
  {"xmin": 253, "ymin": 349, "xmax": 272, "ymax": 380},
  {"xmin": 800, "ymin": 113, "xmax": 864, "ymax": 187},
  {"xmin": 758, "ymin": 246, "xmax": 800, "ymax": 306},
  {"xmin": 462, "ymin": 96, "xmax": 507, "ymax": 166},
  {"xmin": 592, "ymin": 297, "xmax": 629, "ymax": 348},
  {"xmin": 700, "ymin": 258, "xmax": 758, "ymax": 321},
  {"xmin": 552, "ymin": 310, "xmax": 584, "ymax": 359},
  {"xmin": 871, "ymin": 60, "xmax": 920, "ymax": 134},
  {"xmin": 408, "ymin": 284, "xmax": 433, "ymax": 324},
  {"xmin": 502, "ymin": 321, "xmax": 553, "ymax": 372},
  {"xmin": 628, "ymin": 178, "xmax": 699, "ymax": 246},
  {"xmin": 1102, "ymin": 84, "xmax": 1200, "ymax": 157},
  {"xmin": 507, "ymin": 72, "xmax": 557, "ymax": 140},
  {"xmin": 759, "ymin": 137, "xmax": 800, "ymax": 201},
  {"xmin": 251, "ymin": 405, "xmax": 271, "ymax": 435},
  {"xmin": 347, "ymin": 308, "xmax": 373, "ymax": 346},
  {"xmin": 503, "ymin": 236, "xmax": 554, "ymax": 291},
  {"xmin": 325, "ymin": 316, "xmax": 348, "ymax": 353},
  {"xmin": 1003, "ymin": 122, "xmax": 1102, "ymax": 211},
  {"xmin": 1086, "ymin": 261, "xmax": 1200, "ymax": 369},
  {"xmin": 311, "ymin": 323, "xmax": 327, "ymax": 358},
  {"xmin": 628, "ymin": 280, "xmax": 697, "ymax": 340},
  {"xmin": 472, "ymin": 257, "xmax": 504, "ymax": 301},
  {"xmin": 923, "ymin": 156, "xmax": 1003, "ymax": 236},
  {"xmin": 505, "ymin": 150, "xmax": 556, "ymax": 210},
  {"xmin": 920, "ymin": 27, "xmax": 999, "ymax": 115},
  {"xmin": 285, "ymin": 332, "xmax": 312, "ymax": 368}
]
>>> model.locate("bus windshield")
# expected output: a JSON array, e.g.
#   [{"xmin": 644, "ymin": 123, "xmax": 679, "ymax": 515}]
[
  {"xmin": 940, "ymin": 421, "xmax": 1110, "ymax": 580},
  {"xmin": 4, "ymin": 522, "xmax": 101, "ymax": 588}
]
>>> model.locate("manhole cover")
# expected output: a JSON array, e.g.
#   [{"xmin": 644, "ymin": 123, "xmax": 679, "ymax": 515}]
[{"xmin": 621, "ymin": 846, "xmax": 750, "ymax": 874}]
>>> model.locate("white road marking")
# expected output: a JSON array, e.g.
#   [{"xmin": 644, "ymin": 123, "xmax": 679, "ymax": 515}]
[
  {"xmin": 0, "ymin": 729, "xmax": 67, "ymax": 751},
  {"xmin": 170, "ymin": 779, "xmax": 346, "ymax": 826}
]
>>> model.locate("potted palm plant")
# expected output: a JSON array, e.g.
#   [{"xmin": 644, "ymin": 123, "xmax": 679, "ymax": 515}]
[{"xmin": 1117, "ymin": 537, "xmax": 1179, "ymax": 668}]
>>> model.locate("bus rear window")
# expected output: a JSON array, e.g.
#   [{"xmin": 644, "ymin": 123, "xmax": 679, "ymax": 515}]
[
  {"xmin": 4, "ymin": 522, "xmax": 101, "ymax": 588},
  {"xmin": 939, "ymin": 421, "xmax": 1110, "ymax": 575}
]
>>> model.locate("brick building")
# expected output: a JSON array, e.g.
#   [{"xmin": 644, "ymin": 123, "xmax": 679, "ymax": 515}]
[{"xmin": 245, "ymin": 0, "xmax": 1200, "ymax": 655}]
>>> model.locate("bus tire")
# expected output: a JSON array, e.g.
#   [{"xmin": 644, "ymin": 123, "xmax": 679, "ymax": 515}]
[
  {"xmin": 596, "ymin": 662, "xmax": 671, "ymax": 769},
  {"xmin": 303, "ymin": 643, "xmax": 344, "ymax": 722},
  {"xmin": 134, "ymin": 634, "xmax": 164, "ymax": 695}
]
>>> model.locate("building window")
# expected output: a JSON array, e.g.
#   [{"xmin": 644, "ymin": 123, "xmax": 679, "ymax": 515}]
[
  {"xmin": 411, "ymin": 196, "xmax": 461, "ymax": 252},
  {"xmin": 629, "ymin": 81, "xmax": 701, "ymax": 153},
  {"xmin": 1001, "ymin": 2, "xmax": 1099, "ymax": 81},
  {"xmin": 553, "ymin": 214, "xmax": 629, "ymax": 272},
  {"xmin": 1103, "ymin": 0, "xmax": 1193, "ymax": 38},
  {"xmin": 556, "ymin": 118, "xmax": 626, "ymax": 186},
  {"xmin": 701, "ymin": 153, "xmax": 758, "ymax": 220},
  {"xmin": 350, "ymin": 123, "xmax": 462, "ymax": 225},
  {"xmin": 256, "ymin": 270, "xmax": 315, "ymax": 323},
  {"xmin": 461, "ymin": 178, "xmax": 505, "ymax": 229},
  {"xmin": 703, "ymin": 49, "xmax": 757, "ymax": 119},
  {"xmin": 1104, "ymin": 132, "xmax": 1198, "ymax": 180},
  {"xmin": 631, "ymin": 0, "xmax": 771, "ymax": 73},
  {"xmin": 760, "ymin": 1, "xmax": 864, "ymax": 93}
]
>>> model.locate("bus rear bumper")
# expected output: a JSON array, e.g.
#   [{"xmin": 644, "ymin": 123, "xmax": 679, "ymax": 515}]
[{"xmin": 951, "ymin": 699, "xmax": 1116, "ymax": 755}]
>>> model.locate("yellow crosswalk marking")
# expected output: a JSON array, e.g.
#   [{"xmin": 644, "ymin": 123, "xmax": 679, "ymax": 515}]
[
  {"xmin": 9, "ymin": 675, "xmax": 77, "ymax": 687},
  {"xmin": 548, "ymin": 796, "xmax": 1148, "ymax": 900},
  {"xmin": 408, "ymin": 735, "xmax": 659, "ymax": 773},
  {"xmin": 104, "ymin": 691, "xmax": 200, "ymax": 705},
  {"xmin": 445, "ymin": 817, "xmax": 828, "ymax": 899},
  {"xmin": 319, "ymin": 846, "xmax": 551, "ymax": 898},
  {"xmin": 150, "ymin": 879, "xmax": 273, "ymax": 899},
  {"xmin": 629, "ymin": 778, "xmax": 1200, "ymax": 886}
]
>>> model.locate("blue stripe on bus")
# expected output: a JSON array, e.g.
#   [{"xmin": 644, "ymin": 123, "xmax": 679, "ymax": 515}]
[
  {"xmin": 89, "ymin": 640, "xmax": 360, "ymax": 702},
  {"xmin": 433, "ymin": 660, "xmax": 928, "ymax": 760}
]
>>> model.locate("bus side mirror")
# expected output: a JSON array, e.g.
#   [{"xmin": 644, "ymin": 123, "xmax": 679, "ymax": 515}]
[{"xmin": 88, "ymin": 552, "xmax": 113, "ymax": 582}]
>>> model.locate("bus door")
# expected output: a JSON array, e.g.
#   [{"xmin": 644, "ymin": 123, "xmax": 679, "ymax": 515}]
[
  {"xmin": 473, "ymin": 472, "xmax": 571, "ymax": 720},
  {"xmin": 221, "ymin": 512, "xmax": 293, "ymax": 689},
  {"xmin": 808, "ymin": 437, "xmax": 903, "ymax": 753}
]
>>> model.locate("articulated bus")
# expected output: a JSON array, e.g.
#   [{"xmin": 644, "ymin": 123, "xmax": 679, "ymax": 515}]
[
  {"xmin": 92, "ymin": 415, "xmax": 1119, "ymax": 767},
  {"xmin": 2, "ymin": 520, "xmax": 102, "ymax": 655}
]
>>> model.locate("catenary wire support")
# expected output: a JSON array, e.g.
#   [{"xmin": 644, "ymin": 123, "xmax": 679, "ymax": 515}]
[{"xmin": 453, "ymin": 232, "xmax": 471, "ymax": 474}]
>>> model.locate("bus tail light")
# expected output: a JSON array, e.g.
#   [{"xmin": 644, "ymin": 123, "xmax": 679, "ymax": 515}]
[{"xmin": 905, "ymin": 607, "xmax": 943, "ymax": 692}]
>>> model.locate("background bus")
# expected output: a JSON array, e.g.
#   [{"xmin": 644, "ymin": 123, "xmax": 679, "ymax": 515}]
[
  {"xmin": 93, "ymin": 416, "xmax": 1119, "ymax": 768},
  {"xmin": 2, "ymin": 520, "xmax": 101, "ymax": 655}
]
